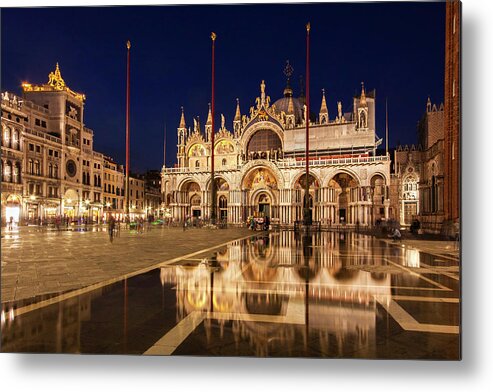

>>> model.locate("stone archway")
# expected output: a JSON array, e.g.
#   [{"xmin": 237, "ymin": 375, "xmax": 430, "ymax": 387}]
[
  {"xmin": 206, "ymin": 177, "xmax": 230, "ymax": 221},
  {"xmin": 292, "ymin": 172, "xmax": 321, "ymax": 222},
  {"xmin": 242, "ymin": 167, "xmax": 279, "ymax": 220},
  {"xmin": 328, "ymin": 173, "xmax": 360, "ymax": 225},
  {"xmin": 181, "ymin": 181, "xmax": 201, "ymax": 219}
]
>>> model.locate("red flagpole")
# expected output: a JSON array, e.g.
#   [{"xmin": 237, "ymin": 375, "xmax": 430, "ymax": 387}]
[
  {"xmin": 125, "ymin": 40, "xmax": 131, "ymax": 217},
  {"xmin": 304, "ymin": 23, "xmax": 311, "ymax": 226},
  {"xmin": 210, "ymin": 32, "xmax": 217, "ymax": 224}
]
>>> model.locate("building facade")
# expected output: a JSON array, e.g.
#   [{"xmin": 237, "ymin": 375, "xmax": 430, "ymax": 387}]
[
  {"xmin": 392, "ymin": 99, "xmax": 446, "ymax": 231},
  {"xmin": 162, "ymin": 79, "xmax": 391, "ymax": 227},
  {"xmin": 444, "ymin": 0, "xmax": 461, "ymax": 224},
  {"xmin": 144, "ymin": 170, "xmax": 163, "ymax": 220},
  {"xmin": 128, "ymin": 175, "xmax": 146, "ymax": 220},
  {"xmin": 102, "ymin": 156, "xmax": 125, "ymax": 221},
  {"xmin": 1, "ymin": 64, "xmax": 145, "ymax": 226}
]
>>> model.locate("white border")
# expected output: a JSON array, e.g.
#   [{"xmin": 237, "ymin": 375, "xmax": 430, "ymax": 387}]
[{"xmin": 1, "ymin": 0, "xmax": 492, "ymax": 391}]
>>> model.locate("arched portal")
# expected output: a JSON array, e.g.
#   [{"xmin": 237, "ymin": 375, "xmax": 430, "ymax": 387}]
[
  {"xmin": 401, "ymin": 173, "xmax": 419, "ymax": 225},
  {"xmin": 257, "ymin": 192, "xmax": 271, "ymax": 217},
  {"xmin": 242, "ymin": 167, "xmax": 279, "ymax": 220},
  {"xmin": 329, "ymin": 173, "xmax": 359, "ymax": 225},
  {"xmin": 178, "ymin": 180, "xmax": 202, "ymax": 220},
  {"xmin": 293, "ymin": 173, "xmax": 320, "ymax": 222},
  {"xmin": 371, "ymin": 174, "xmax": 387, "ymax": 224},
  {"xmin": 207, "ymin": 177, "xmax": 230, "ymax": 221}
]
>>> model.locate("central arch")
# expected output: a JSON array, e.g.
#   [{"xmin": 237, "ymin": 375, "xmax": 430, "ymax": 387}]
[{"xmin": 242, "ymin": 167, "xmax": 279, "ymax": 220}]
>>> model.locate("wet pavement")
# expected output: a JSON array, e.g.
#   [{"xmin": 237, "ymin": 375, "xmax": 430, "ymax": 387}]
[
  {"xmin": 0, "ymin": 224, "xmax": 252, "ymax": 303},
  {"xmin": 1, "ymin": 230, "xmax": 460, "ymax": 359}
]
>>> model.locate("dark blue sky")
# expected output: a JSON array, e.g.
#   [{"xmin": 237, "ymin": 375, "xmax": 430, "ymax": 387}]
[{"xmin": 1, "ymin": 2, "xmax": 445, "ymax": 173}]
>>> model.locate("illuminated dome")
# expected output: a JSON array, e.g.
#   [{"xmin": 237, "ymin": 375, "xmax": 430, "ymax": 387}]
[{"xmin": 272, "ymin": 92, "xmax": 304, "ymax": 124}]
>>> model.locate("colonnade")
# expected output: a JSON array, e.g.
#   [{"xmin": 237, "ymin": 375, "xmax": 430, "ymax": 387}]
[{"xmin": 169, "ymin": 185, "xmax": 389, "ymax": 226}]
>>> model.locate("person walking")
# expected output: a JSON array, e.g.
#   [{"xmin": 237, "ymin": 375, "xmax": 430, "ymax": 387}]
[{"xmin": 108, "ymin": 214, "xmax": 115, "ymax": 242}]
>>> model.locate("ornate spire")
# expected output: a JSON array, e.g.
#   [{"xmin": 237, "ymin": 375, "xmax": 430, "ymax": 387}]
[
  {"xmin": 320, "ymin": 88, "xmax": 328, "ymax": 113},
  {"xmin": 287, "ymin": 95, "xmax": 295, "ymax": 115},
  {"xmin": 427, "ymin": 96, "xmax": 432, "ymax": 112},
  {"xmin": 206, "ymin": 103, "xmax": 212, "ymax": 125},
  {"xmin": 319, "ymin": 88, "xmax": 329, "ymax": 124},
  {"xmin": 360, "ymin": 81, "xmax": 367, "ymax": 106},
  {"xmin": 179, "ymin": 106, "xmax": 186, "ymax": 129},
  {"xmin": 234, "ymin": 98, "xmax": 241, "ymax": 121},
  {"xmin": 283, "ymin": 60, "xmax": 294, "ymax": 97}
]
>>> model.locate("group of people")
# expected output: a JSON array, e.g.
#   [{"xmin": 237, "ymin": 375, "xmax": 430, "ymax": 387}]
[{"xmin": 247, "ymin": 215, "xmax": 270, "ymax": 231}]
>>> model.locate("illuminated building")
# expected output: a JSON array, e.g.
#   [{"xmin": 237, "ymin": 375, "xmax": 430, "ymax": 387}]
[
  {"xmin": 1, "ymin": 64, "xmax": 109, "ymax": 225},
  {"xmin": 102, "ymin": 156, "xmax": 125, "ymax": 221},
  {"xmin": 128, "ymin": 174, "xmax": 146, "ymax": 220},
  {"xmin": 393, "ymin": 99, "xmax": 445, "ymax": 231},
  {"xmin": 162, "ymin": 76, "xmax": 391, "ymax": 226}
]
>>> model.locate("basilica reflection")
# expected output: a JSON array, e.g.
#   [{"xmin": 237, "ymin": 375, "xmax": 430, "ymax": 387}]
[
  {"xmin": 1, "ymin": 231, "xmax": 458, "ymax": 358},
  {"xmin": 160, "ymin": 232, "xmax": 394, "ymax": 357}
]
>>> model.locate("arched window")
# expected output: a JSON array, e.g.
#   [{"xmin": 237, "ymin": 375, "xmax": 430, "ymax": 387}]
[
  {"xmin": 34, "ymin": 160, "xmax": 41, "ymax": 175},
  {"xmin": 4, "ymin": 161, "xmax": 12, "ymax": 182},
  {"xmin": 28, "ymin": 159, "xmax": 34, "ymax": 174},
  {"xmin": 219, "ymin": 195, "xmax": 227, "ymax": 209},
  {"xmin": 190, "ymin": 194, "xmax": 201, "ymax": 206},
  {"xmin": 247, "ymin": 129, "xmax": 282, "ymax": 156},
  {"xmin": 195, "ymin": 160, "xmax": 200, "ymax": 169},
  {"xmin": 49, "ymin": 163, "xmax": 53, "ymax": 178},
  {"xmin": 12, "ymin": 130, "xmax": 19, "ymax": 150},
  {"xmin": 3, "ymin": 127, "xmax": 11, "ymax": 148},
  {"xmin": 54, "ymin": 164, "xmax": 58, "ymax": 179},
  {"xmin": 14, "ymin": 162, "xmax": 21, "ymax": 183},
  {"xmin": 402, "ymin": 175, "xmax": 418, "ymax": 201},
  {"xmin": 222, "ymin": 158, "xmax": 227, "ymax": 167}
]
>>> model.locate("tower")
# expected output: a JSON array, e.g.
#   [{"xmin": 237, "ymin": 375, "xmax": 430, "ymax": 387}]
[{"xmin": 443, "ymin": 0, "xmax": 461, "ymax": 223}]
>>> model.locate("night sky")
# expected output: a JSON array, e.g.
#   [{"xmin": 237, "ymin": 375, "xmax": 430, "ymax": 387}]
[{"xmin": 1, "ymin": 2, "xmax": 445, "ymax": 173}]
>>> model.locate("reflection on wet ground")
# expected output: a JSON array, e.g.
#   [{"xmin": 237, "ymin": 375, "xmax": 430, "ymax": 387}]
[{"xmin": 1, "ymin": 231, "xmax": 460, "ymax": 359}]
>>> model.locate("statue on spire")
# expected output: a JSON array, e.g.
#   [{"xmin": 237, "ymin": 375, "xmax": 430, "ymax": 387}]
[
  {"xmin": 260, "ymin": 80, "xmax": 266, "ymax": 104},
  {"xmin": 47, "ymin": 63, "xmax": 66, "ymax": 90}
]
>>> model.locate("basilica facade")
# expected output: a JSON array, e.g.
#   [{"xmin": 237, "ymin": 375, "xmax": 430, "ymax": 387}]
[{"xmin": 162, "ymin": 78, "xmax": 391, "ymax": 227}]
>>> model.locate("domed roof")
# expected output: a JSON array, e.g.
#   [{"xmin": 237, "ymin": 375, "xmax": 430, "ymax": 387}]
[{"xmin": 272, "ymin": 94, "xmax": 304, "ymax": 124}]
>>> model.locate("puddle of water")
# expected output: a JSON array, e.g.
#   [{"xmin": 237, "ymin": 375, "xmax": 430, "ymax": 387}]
[{"xmin": 1, "ymin": 231, "xmax": 460, "ymax": 358}]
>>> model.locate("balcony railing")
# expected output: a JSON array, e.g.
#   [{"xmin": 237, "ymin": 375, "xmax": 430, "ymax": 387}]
[
  {"xmin": 25, "ymin": 128, "xmax": 62, "ymax": 144},
  {"xmin": 163, "ymin": 155, "xmax": 390, "ymax": 174}
]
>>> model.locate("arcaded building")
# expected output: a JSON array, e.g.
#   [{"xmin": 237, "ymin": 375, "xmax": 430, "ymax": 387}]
[{"xmin": 162, "ymin": 78, "xmax": 391, "ymax": 227}]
